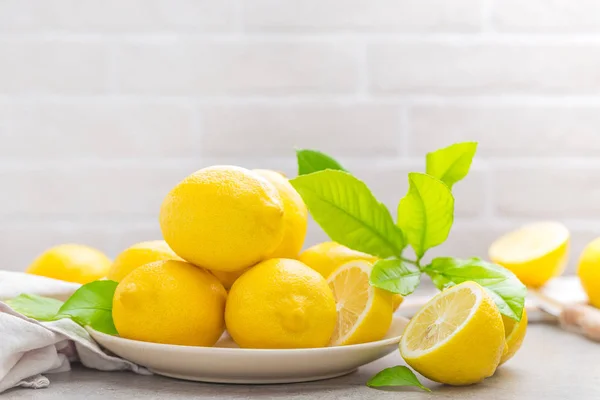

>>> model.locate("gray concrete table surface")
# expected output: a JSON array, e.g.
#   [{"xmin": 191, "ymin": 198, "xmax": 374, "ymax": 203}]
[{"xmin": 4, "ymin": 324, "xmax": 599, "ymax": 399}]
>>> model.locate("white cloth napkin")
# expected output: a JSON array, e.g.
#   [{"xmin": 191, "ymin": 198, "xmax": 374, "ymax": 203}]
[{"xmin": 0, "ymin": 271, "xmax": 149, "ymax": 394}]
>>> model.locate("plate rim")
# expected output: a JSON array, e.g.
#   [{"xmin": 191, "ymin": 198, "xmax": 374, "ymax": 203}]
[{"xmin": 86, "ymin": 315, "xmax": 408, "ymax": 355}]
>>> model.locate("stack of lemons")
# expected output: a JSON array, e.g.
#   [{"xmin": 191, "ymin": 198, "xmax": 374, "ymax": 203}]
[{"xmin": 27, "ymin": 166, "xmax": 397, "ymax": 349}]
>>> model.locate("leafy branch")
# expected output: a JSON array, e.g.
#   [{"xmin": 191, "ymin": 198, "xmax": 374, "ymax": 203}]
[{"xmin": 292, "ymin": 143, "xmax": 526, "ymax": 392}]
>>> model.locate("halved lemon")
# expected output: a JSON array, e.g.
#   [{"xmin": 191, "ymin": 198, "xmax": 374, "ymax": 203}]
[
  {"xmin": 499, "ymin": 308, "xmax": 528, "ymax": 365},
  {"xmin": 489, "ymin": 222, "xmax": 570, "ymax": 287},
  {"xmin": 327, "ymin": 260, "xmax": 393, "ymax": 346},
  {"xmin": 399, "ymin": 281, "xmax": 505, "ymax": 386}
]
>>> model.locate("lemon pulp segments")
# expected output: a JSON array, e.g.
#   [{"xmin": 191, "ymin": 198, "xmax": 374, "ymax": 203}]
[
  {"xmin": 400, "ymin": 281, "xmax": 506, "ymax": 386},
  {"xmin": 403, "ymin": 287, "xmax": 477, "ymax": 353},
  {"xmin": 489, "ymin": 222, "xmax": 570, "ymax": 287},
  {"xmin": 330, "ymin": 263, "xmax": 370, "ymax": 343},
  {"xmin": 327, "ymin": 260, "xmax": 393, "ymax": 346}
]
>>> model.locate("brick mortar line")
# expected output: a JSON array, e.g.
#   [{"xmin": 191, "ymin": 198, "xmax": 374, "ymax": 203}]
[
  {"xmin": 5, "ymin": 217, "xmax": 600, "ymax": 232},
  {"xmin": 481, "ymin": 0, "xmax": 495, "ymax": 32},
  {"xmin": 7, "ymin": 32, "xmax": 600, "ymax": 43},
  {"xmin": 2, "ymin": 157, "xmax": 600, "ymax": 169},
  {"xmin": 7, "ymin": 95, "xmax": 600, "ymax": 106},
  {"xmin": 0, "ymin": 157, "xmax": 425, "ymax": 170}
]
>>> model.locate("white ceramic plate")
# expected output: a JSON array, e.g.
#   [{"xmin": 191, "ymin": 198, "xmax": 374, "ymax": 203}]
[{"xmin": 87, "ymin": 316, "xmax": 409, "ymax": 384}]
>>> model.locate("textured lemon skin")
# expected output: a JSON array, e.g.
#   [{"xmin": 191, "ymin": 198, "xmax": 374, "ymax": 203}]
[
  {"xmin": 300, "ymin": 242, "xmax": 403, "ymax": 312},
  {"xmin": 254, "ymin": 169, "xmax": 308, "ymax": 259},
  {"xmin": 400, "ymin": 282, "xmax": 506, "ymax": 386},
  {"xmin": 160, "ymin": 166, "xmax": 285, "ymax": 272},
  {"xmin": 299, "ymin": 242, "xmax": 378, "ymax": 278},
  {"xmin": 107, "ymin": 240, "xmax": 182, "ymax": 282},
  {"xmin": 392, "ymin": 294, "xmax": 404, "ymax": 312},
  {"xmin": 492, "ymin": 241, "xmax": 569, "ymax": 288},
  {"xmin": 500, "ymin": 309, "xmax": 528, "ymax": 365},
  {"xmin": 112, "ymin": 260, "xmax": 227, "ymax": 347},
  {"xmin": 578, "ymin": 238, "xmax": 600, "ymax": 309},
  {"xmin": 26, "ymin": 244, "xmax": 112, "ymax": 284},
  {"xmin": 210, "ymin": 268, "xmax": 247, "ymax": 290},
  {"xmin": 225, "ymin": 258, "xmax": 337, "ymax": 349}
]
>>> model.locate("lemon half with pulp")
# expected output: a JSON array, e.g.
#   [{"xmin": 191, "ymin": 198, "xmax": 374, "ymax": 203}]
[
  {"xmin": 489, "ymin": 222, "xmax": 569, "ymax": 287},
  {"xmin": 327, "ymin": 260, "xmax": 393, "ymax": 346},
  {"xmin": 400, "ymin": 281, "xmax": 505, "ymax": 386}
]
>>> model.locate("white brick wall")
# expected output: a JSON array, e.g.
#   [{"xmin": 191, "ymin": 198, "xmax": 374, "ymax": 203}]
[{"xmin": 1, "ymin": 0, "xmax": 599, "ymax": 273}]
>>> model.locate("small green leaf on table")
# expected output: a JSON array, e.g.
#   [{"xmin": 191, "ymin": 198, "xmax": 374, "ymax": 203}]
[
  {"xmin": 290, "ymin": 170, "xmax": 405, "ymax": 259},
  {"xmin": 5, "ymin": 294, "xmax": 64, "ymax": 321},
  {"xmin": 426, "ymin": 142, "xmax": 478, "ymax": 189},
  {"xmin": 296, "ymin": 149, "xmax": 347, "ymax": 176},
  {"xmin": 397, "ymin": 173, "xmax": 454, "ymax": 259},
  {"xmin": 56, "ymin": 280, "xmax": 119, "ymax": 335},
  {"xmin": 423, "ymin": 257, "xmax": 527, "ymax": 321},
  {"xmin": 367, "ymin": 366, "xmax": 431, "ymax": 392},
  {"xmin": 370, "ymin": 259, "xmax": 421, "ymax": 296}
]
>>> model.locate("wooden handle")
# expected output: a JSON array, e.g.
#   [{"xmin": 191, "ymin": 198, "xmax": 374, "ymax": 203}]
[{"xmin": 559, "ymin": 304, "xmax": 600, "ymax": 342}]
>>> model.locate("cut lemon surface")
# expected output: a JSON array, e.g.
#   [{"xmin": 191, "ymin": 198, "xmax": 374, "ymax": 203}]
[
  {"xmin": 327, "ymin": 260, "xmax": 393, "ymax": 346},
  {"xmin": 500, "ymin": 308, "xmax": 528, "ymax": 365},
  {"xmin": 400, "ymin": 281, "xmax": 505, "ymax": 386},
  {"xmin": 489, "ymin": 222, "xmax": 570, "ymax": 288}
]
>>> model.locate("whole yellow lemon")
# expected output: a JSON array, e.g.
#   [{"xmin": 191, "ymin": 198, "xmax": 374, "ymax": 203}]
[
  {"xmin": 26, "ymin": 244, "xmax": 111, "ymax": 284},
  {"xmin": 299, "ymin": 241, "xmax": 378, "ymax": 278},
  {"xmin": 107, "ymin": 240, "xmax": 182, "ymax": 282},
  {"xmin": 299, "ymin": 241, "xmax": 403, "ymax": 311},
  {"xmin": 210, "ymin": 268, "xmax": 248, "ymax": 290},
  {"xmin": 253, "ymin": 169, "xmax": 308, "ymax": 259},
  {"xmin": 578, "ymin": 237, "xmax": 600, "ymax": 308},
  {"xmin": 112, "ymin": 260, "xmax": 227, "ymax": 346},
  {"xmin": 225, "ymin": 258, "xmax": 337, "ymax": 349},
  {"xmin": 160, "ymin": 166, "xmax": 285, "ymax": 272}
]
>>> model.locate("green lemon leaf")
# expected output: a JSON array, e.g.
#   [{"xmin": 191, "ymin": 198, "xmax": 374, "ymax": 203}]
[
  {"xmin": 5, "ymin": 294, "xmax": 64, "ymax": 321},
  {"xmin": 367, "ymin": 366, "xmax": 431, "ymax": 392},
  {"xmin": 426, "ymin": 142, "xmax": 478, "ymax": 189},
  {"xmin": 397, "ymin": 173, "xmax": 454, "ymax": 259},
  {"xmin": 370, "ymin": 259, "xmax": 421, "ymax": 296},
  {"xmin": 423, "ymin": 257, "xmax": 527, "ymax": 321},
  {"xmin": 296, "ymin": 149, "xmax": 347, "ymax": 176},
  {"xmin": 290, "ymin": 170, "xmax": 405, "ymax": 258},
  {"xmin": 56, "ymin": 280, "xmax": 119, "ymax": 335}
]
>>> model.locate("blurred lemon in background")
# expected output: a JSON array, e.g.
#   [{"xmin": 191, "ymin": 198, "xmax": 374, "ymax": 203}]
[
  {"xmin": 400, "ymin": 281, "xmax": 505, "ymax": 386},
  {"xmin": 577, "ymin": 237, "xmax": 600, "ymax": 308},
  {"xmin": 160, "ymin": 166, "xmax": 285, "ymax": 272},
  {"xmin": 107, "ymin": 240, "xmax": 181, "ymax": 282},
  {"xmin": 300, "ymin": 241, "xmax": 403, "ymax": 311},
  {"xmin": 113, "ymin": 260, "xmax": 227, "ymax": 346},
  {"xmin": 489, "ymin": 222, "xmax": 570, "ymax": 287},
  {"xmin": 26, "ymin": 244, "xmax": 112, "ymax": 284},
  {"xmin": 254, "ymin": 169, "xmax": 308, "ymax": 259},
  {"xmin": 225, "ymin": 258, "xmax": 336, "ymax": 349},
  {"xmin": 500, "ymin": 309, "xmax": 528, "ymax": 365},
  {"xmin": 327, "ymin": 260, "xmax": 393, "ymax": 346}
]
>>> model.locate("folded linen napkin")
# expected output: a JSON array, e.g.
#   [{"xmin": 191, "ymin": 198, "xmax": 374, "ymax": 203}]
[{"xmin": 0, "ymin": 271, "xmax": 149, "ymax": 394}]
